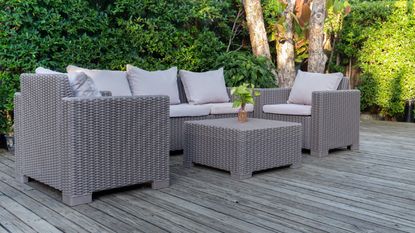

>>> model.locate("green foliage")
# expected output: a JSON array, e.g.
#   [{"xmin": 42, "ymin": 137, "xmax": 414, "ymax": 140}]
[
  {"xmin": 357, "ymin": 1, "xmax": 415, "ymax": 118},
  {"xmin": 0, "ymin": 73, "xmax": 17, "ymax": 134},
  {"xmin": 335, "ymin": 1, "xmax": 394, "ymax": 59},
  {"xmin": 231, "ymin": 83, "xmax": 260, "ymax": 109},
  {"xmin": 107, "ymin": 0, "xmax": 237, "ymax": 70},
  {"xmin": 214, "ymin": 52, "xmax": 276, "ymax": 88},
  {"xmin": 0, "ymin": 0, "xmax": 256, "ymax": 133},
  {"xmin": 262, "ymin": 0, "xmax": 308, "ymax": 63}
]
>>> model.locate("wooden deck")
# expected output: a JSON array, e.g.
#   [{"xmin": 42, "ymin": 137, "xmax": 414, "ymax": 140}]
[{"xmin": 0, "ymin": 119, "xmax": 415, "ymax": 233}]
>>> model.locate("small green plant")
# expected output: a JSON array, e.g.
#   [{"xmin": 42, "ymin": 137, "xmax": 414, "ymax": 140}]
[{"xmin": 231, "ymin": 83, "xmax": 260, "ymax": 110}]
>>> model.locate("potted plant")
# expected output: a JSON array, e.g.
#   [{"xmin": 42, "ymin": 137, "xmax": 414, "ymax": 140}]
[
  {"xmin": 1, "ymin": 109, "xmax": 14, "ymax": 154},
  {"xmin": 231, "ymin": 83, "xmax": 260, "ymax": 123}
]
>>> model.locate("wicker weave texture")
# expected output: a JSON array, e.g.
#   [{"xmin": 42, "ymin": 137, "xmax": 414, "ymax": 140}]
[
  {"xmin": 311, "ymin": 90, "xmax": 360, "ymax": 155},
  {"xmin": 170, "ymin": 113, "xmax": 253, "ymax": 151},
  {"xmin": 184, "ymin": 118, "xmax": 302, "ymax": 179},
  {"xmin": 16, "ymin": 74, "xmax": 170, "ymax": 205},
  {"xmin": 256, "ymin": 77, "xmax": 360, "ymax": 156}
]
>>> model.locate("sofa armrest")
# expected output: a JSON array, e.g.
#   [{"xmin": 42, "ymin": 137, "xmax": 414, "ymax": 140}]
[
  {"xmin": 311, "ymin": 90, "xmax": 361, "ymax": 154},
  {"xmin": 254, "ymin": 88, "xmax": 291, "ymax": 118},
  {"xmin": 60, "ymin": 95, "xmax": 170, "ymax": 196}
]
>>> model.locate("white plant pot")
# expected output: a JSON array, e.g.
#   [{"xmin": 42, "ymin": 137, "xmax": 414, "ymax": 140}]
[{"xmin": 4, "ymin": 135, "xmax": 14, "ymax": 154}]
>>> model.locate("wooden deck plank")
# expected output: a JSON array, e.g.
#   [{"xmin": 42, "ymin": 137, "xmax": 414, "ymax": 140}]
[
  {"xmin": 0, "ymin": 225, "xmax": 9, "ymax": 233},
  {"xmin": 165, "ymin": 173, "xmax": 348, "ymax": 233},
  {"xmin": 0, "ymin": 120, "xmax": 414, "ymax": 232},
  {"xmin": 0, "ymin": 194, "xmax": 62, "ymax": 233},
  {"xmin": 105, "ymin": 193, "xmax": 220, "ymax": 233},
  {"xmin": 0, "ymin": 166, "xmax": 115, "ymax": 233},
  {"xmin": 0, "ymin": 180, "xmax": 89, "ymax": 233},
  {"xmin": 88, "ymin": 200, "xmax": 167, "ymax": 233},
  {"xmin": 170, "ymin": 166, "xmax": 405, "ymax": 233},
  {"xmin": 0, "ymin": 204, "xmax": 37, "ymax": 233},
  {"xmin": 159, "ymin": 185, "xmax": 318, "ymax": 233}
]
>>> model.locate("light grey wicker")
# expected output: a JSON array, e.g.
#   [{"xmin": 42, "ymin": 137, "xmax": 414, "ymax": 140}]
[
  {"xmin": 183, "ymin": 118, "xmax": 302, "ymax": 180},
  {"xmin": 256, "ymin": 77, "xmax": 360, "ymax": 157},
  {"xmin": 15, "ymin": 74, "xmax": 170, "ymax": 206},
  {"xmin": 170, "ymin": 79, "xmax": 256, "ymax": 151}
]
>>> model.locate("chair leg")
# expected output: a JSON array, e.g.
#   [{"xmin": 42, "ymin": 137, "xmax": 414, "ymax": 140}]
[
  {"xmin": 310, "ymin": 149, "xmax": 329, "ymax": 157},
  {"xmin": 348, "ymin": 144, "xmax": 359, "ymax": 151},
  {"xmin": 152, "ymin": 179, "xmax": 169, "ymax": 189},
  {"xmin": 16, "ymin": 174, "xmax": 29, "ymax": 184},
  {"xmin": 62, "ymin": 193, "xmax": 92, "ymax": 206}
]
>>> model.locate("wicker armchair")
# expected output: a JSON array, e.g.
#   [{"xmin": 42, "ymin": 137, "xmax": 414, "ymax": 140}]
[
  {"xmin": 255, "ymin": 78, "xmax": 360, "ymax": 157},
  {"xmin": 15, "ymin": 74, "xmax": 170, "ymax": 206}
]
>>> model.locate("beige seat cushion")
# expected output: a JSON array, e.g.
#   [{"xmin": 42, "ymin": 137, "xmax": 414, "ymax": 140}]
[
  {"xmin": 67, "ymin": 65, "xmax": 132, "ymax": 96},
  {"xmin": 127, "ymin": 65, "xmax": 181, "ymax": 105},
  {"xmin": 206, "ymin": 103, "xmax": 254, "ymax": 115},
  {"xmin": 263, "ymin": 104, "xmax": 311, "ymax": 116},
  {"xmin": 169, "ymin": 104, "xmax": 210, "ymax": 118},
  {"xmin": 288, "ymin": 70, "xmax": 343, "ymax": 105}
]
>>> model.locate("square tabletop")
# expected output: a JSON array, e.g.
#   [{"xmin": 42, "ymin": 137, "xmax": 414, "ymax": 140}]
[{"xmin": 184, "ymin": 118, "xmax": 301, "ymax": 131}]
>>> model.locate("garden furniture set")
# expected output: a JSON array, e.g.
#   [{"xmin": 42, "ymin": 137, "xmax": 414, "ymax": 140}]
[{"xmin": 14, "ymin": 65, "xmax": 360, "ymax": 205}]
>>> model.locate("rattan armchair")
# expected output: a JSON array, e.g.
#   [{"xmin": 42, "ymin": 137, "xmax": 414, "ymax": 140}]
[
  {"xmin": 256, "ymin": 78, "xmax": 360, "ymax": 157},
  {"xmin": 15, "ymin": 74, "xmax": 170, "ymax": 206}
]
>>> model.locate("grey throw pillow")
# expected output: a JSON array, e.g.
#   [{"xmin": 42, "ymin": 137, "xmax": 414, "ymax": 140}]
[
  {"xmin": 35, "ymin": 67, "xmax": 101, "ymax": 97},
  {"xmin": 68, "ymin": 72, "xmax": 102, "ymax": 97}
]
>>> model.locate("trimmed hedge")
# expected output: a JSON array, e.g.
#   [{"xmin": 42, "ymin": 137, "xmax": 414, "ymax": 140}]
[
  {"xmin": 334, "ymin": 0, "xmax": 415, "ymax": 119},
  {"xmin": 357, "ymin": 1, "xmax": 415, "ymax": 118},
  {"xmin": 0, "ymin": 0, "xmax": 278, "ymax": 134}
]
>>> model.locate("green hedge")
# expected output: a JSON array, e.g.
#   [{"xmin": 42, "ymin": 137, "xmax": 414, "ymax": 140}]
[
  {"xmin": 357, "ymin": 1, "xmax": 415, "ymax": 118},
  {"xmin": 0, "ymin": 0, "xmax": 277, "ymax": 134},
  {"xmin": 333, "ymin": 0, "xmax": 415, "ymax": 119}
]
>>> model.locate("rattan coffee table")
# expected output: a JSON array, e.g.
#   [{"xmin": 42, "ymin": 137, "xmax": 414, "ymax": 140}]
[{"xmin": 183, "ymin": 118, "xmax": 302, "ymax": 180}]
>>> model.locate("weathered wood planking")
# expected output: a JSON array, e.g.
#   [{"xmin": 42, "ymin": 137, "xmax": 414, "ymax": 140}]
[{"xmin": 0, "ymin": 119, "xmax": 414, "ymax": 233}]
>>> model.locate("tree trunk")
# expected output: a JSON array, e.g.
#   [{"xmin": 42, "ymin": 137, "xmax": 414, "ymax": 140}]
[
  {"xmin": 243, "ymin": 0, "xmax": 271, "ymax": 59},
  {"xmin": 276, "ymin": 0, "xmax": 296, "ymax": 88},
  {"xmin": 308, "ymin": 0, "xmax": 327, "ymax": 73}
]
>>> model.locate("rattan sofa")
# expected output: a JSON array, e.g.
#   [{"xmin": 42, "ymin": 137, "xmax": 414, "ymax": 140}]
[
  {"xmin": 256, "ymin": 78, "xmax": 360, "ymax": 157},
  {"xmin": 15, "ymin": 74, "xmax": 170, "ymax": 206}
]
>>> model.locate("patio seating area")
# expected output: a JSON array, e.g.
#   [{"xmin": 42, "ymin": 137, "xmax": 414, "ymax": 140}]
[{"xmin": 0, "ymin": 119, "xmax": 414, "ymax": 233}]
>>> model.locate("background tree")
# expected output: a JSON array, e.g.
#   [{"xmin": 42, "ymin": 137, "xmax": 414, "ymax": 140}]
[
  {"xmin": 308, "ymin": 0, "xmax": 327, "ymax": 73},
  {"xmin": 276, "ymin": 0, "xmax": 296, "ymax": 87},
  {"xmin": 243, "ymin": 0, "xmax": 272, "ymax": 59}
]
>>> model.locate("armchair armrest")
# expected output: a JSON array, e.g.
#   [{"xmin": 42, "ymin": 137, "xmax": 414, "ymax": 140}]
[
  {"xmin": 60, "ymin": 95, "xmax": 170, "ymax": 198},
  {"xmin": 311, "ymin": 90, "xmax": 360, "ymax": 155},
  {"xmin": 255, "ymin": 88, "xmax": 291, "ymax": 118}
]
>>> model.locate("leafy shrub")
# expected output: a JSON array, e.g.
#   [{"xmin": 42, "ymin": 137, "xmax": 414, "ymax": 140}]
[
  {"xmin": 214, "ymin": 52, "xmax": 276, "ymax": 88},
  {"xmin": 0, "ymin": 0, "xmax": 246, "ymax": 133},
  {"xmin": 336, "ymin": 1, "xmax": 395, "ymax": 59},
  {"xmin": 358, "ymin": 1, "xmax": 415, "ymax": 118}
]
